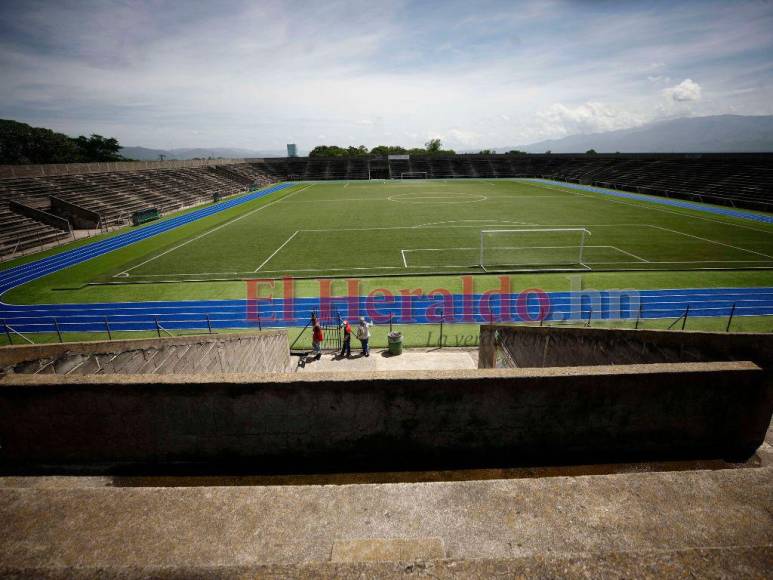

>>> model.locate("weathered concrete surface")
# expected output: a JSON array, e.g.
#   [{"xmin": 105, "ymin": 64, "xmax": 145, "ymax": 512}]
[
  {"xmin": 330, "ymin": 537, "xmax": 446, "ymax": 562},
  {"xmin": 0, "ymin": 467, "xmax": 770, "ymax": 576},
  {"xmin": 479, "ymin": 325, "xmax": 773, "ymax": 370},
  {"xmin": 296, "ymin": 348, "xmax": 477, "ymax": 373},
  {"xmin": 0, "ymin": 330, "xmax": 291, "ymax": 376},
  {"xmin": 3, "ymin": 548, "xmax": 770, "ymax": 579},
  {"xmin": 0, "ymin": 362, "xmax": 767, "ymax": 472}
]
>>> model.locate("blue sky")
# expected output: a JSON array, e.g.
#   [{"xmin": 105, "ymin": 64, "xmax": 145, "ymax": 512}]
[{"xmin": 1, "ymin": 0, "xmax": 772, "ymax": 152}]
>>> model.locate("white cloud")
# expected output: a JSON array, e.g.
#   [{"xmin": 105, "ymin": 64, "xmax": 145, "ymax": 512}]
[
  {"xmin": 663, "ymin": 78, "xmax": 702, "ymax": 102},
  {"xmin": 1, "ymin": 1, "xmax": 771, "ymax": 149},
  {"xmin": 535, "ymin": 102, "xmax": 646, "ymax": 137}
]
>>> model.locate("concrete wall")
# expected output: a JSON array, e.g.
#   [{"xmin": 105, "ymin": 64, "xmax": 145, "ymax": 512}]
[
  {"xmin": 0, "ymin": 331, "xmax": 291, "ymax": 377},
  {"xmin": 49, "ymin": 196, "xmax": 101, "ymax": 229},
  {"xmin": 479, "ymin": 325, "xmax": 773, "ymax": 370},
  {"xmin": 7, "ymin": 200, "xmax": 71, "ymax": 232},
  {"xmin": 0, "ymin": 361, "xmax": 767, "ymax": 473}
]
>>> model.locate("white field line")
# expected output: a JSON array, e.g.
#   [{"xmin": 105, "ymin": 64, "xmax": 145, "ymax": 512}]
[
  {"xmin": 255, "ymin": 231, "xmax": 300, "ymax": 272},
  {"xmin": 401, "ymin": 245, "xmax": 597, "ymax": 252},
  {"xmin": 400, "ymin": 245, "xmax": 639, "ymax": 267},
  {"xmin": 281, "ymin": 198, "xmax": 390, "ymax": 203},
  {"xmin": 484, "ymin": 195, "xmax": 569, "ymax": 199},
  {"xmin": 301, "ymin": 222, "xmax": 654, "ymax": 233},
  {"xmin": 609, "ymin": 246, "xmax": 650, "ymax": 263},
  {"xmin": 119, "ymin": 257, "xmax": 773, "ymax": 279},
  {"xmin": 116, "ymin": 184, "xmax": 312, "ymax": 277},
  {"xmin": 344, "ymin": 182, "xmax": 349, "ymax": 188},
  {"xmin": 526, "ymin": 180, "xmax": 773, "ymax": 235},
  {"xmin": 646, "ymin": 224, "xmax": 773, "ymax": 260}
]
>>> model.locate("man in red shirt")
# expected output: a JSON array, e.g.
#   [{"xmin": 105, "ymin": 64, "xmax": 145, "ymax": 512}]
[{"xmin": 312, "ymin": 319, "xmax": 324, "ymax": 361}]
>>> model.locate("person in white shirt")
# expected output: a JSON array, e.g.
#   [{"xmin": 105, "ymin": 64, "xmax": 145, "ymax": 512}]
[{"xmin": 355, "ymin": 316, "xmax": 373, "ymax": 357}]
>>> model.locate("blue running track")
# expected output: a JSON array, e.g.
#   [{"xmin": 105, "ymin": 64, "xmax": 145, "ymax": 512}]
[{"xmin": 1, "ymin": 182, "xmax": 772, "ymax": 335}]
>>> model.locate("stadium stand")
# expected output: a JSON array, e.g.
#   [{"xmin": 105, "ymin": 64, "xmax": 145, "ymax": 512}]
[
  {"xmin": 0, "ymin": 162, "xmax": 275, "ymax": 258},
  {"xmin": 0, "ymin": 202, "xmax": 71, "ymax": 258},
  {"xmin": 2, "ymin": 153, "xmax": 771, "ymax": 259},
  {"xmin": 249, "ymin": 153, "xmax": 773, "ymax": 212}
]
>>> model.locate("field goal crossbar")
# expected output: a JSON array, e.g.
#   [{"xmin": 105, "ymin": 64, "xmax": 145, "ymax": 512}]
[
  {"xmin": 400, "ymin": 172, "xmax": 428, "ymax": 179},
  {"xmin": 479, "ymin": 228, "xmax": 591, "ymax": 272}
]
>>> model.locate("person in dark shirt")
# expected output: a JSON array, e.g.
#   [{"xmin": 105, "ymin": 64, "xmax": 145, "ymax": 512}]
[{"xmin": 340, "ymin": 319, "xmax": 352, "ymax": 358}]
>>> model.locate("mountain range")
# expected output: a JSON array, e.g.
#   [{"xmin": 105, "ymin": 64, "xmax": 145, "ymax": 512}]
[
  {"xmin": 505, "ymin": 115, "xmax": 773, "ymax": 154},
  {"xmin": 120, "ymin": 115, "xmax": 773, "ymax": 160},
  {"xmin": 119, "ymin": 146, "xmax": 287, "ymax": 160}
]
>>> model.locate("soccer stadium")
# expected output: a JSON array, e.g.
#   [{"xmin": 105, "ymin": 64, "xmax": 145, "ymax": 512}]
[{"xmin": 1, "ymin": 1, "xmax": 773, "ymax": 578}]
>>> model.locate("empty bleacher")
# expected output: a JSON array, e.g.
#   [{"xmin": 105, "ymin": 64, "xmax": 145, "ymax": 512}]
[
  {"xmin": 248, "ymin": 153, "xmax": 773, "ymax": 212},
  {"xmin": 0, "ymin": 162, "xmax": 275, "ymax": 259},
  {"xmin": 0, "ymin": 202, "xmax": 70, "ymax": 259}
]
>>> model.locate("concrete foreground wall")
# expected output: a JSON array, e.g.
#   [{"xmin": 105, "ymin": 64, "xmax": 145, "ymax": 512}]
[
  {"xmin": 479, "ymin": 325, "xmax": 773, "ymax": 369},
  {"xmin": 0, "ymin": 331, "xmax": 291, "ymax": 377},
  {"xmin": 0, "ymin": 362, "xmax": 767, "ymax": 472}
]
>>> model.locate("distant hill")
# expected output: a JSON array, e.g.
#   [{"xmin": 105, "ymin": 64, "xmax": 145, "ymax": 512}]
[
  {"xmin": 120, "ymin": 146, "xmax": 287, "ymax": 160},
  {"xmin": 505, "ymin": 115, "xmax": 773, "ymax": 153}
]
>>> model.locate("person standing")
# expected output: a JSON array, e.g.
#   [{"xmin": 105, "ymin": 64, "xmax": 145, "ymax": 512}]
[
  {"xmin": 356, "ymin": 316, "xmax": 373, "ymax": 357},
  {"xmin": 340, "ymin": 319, "xmax": 352, "ymax": 358},
  {"xmin": 311, "ymin": 317, "xmax": 324, "ymax": 361}
]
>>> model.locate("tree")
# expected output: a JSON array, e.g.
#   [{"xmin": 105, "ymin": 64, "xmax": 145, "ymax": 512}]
[
  {"xmin": 369, "ymin": 145, "xmax": 407, "ymax": 156},
  {"xmin": 425, "ymin": 138, "xmax": 442, "ymax": 153},
  {"xmin": 73, "ymin": 134, "xmax": 123, "ymax": 161},
  {"xmin": 507, "ymin": 150, "xmax": 526, "ymax": 155},
  {"xmin": 309, "ymin": 145, "xmax": 347, "ymax": 157},
  {"xmin": 585, "ymin": 149, "xmax": 598, "ymax": 155},
  {"xmin": 0, "ymin": 119, "xmax": 126, "ymax": 164},
  {"xmin": 346, "ymin": 145, "xmax": 369, "ymax": 156},
  {"xmin": 478, "ymin": 149, "xmax": 494, "ymax": 155}
]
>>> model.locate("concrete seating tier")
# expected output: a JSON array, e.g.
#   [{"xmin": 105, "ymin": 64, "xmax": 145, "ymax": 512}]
[{"xmin": 0, "ymin": 164, "xmax": 275, "ymax": 231}]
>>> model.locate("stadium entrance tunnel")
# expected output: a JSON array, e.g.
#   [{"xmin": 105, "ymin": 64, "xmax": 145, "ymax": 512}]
[{"xmin": 0, "ymin": 327, "xmax": 770, "ymax": 475}]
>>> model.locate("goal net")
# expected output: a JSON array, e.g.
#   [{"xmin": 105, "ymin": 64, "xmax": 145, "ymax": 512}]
[
  {"xmin": 479, "ymin": 228, "xmax": 591, "ymax": 271},
  {"xmin": 400, "ymin": 172, "xmax": 428, "ymax": 179}
]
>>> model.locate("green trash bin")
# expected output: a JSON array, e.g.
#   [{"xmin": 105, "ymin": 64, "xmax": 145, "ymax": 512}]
[{"xmin": 388, "ymin": 331, "xmax": 403, "ymax": 356}]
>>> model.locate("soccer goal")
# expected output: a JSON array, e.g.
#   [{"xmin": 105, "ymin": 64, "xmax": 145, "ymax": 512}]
[
  {"xmin": 400, "ymin": 172, "xmax": 428, "ymax": 179},
  {"xmin": 479, "ymin": 228, "xmax": 591, "ymax": 271}
]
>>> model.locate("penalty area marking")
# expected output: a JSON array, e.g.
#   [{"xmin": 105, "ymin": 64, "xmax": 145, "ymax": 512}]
[{"xmin": 400, "ymin": 245, "xmax": 646, "ymax": 268}]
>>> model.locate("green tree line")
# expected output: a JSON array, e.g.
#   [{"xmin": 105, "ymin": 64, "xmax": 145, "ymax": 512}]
[
  {"xmin": 309, "ymin": 138, "xmax": 457, "ymax": 157},
  {"xmin": 0, "ymin": 119, "xmax": 126, "ymax": 164}
]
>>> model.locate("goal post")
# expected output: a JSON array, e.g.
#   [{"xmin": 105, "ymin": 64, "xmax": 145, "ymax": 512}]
[
  {"xmin": 479, "ymin": 228, "xmax": 591, "ymax": 271},
  {"xmin": 400, "ymin": 172, "xmax": 427, "ymax": 179}
]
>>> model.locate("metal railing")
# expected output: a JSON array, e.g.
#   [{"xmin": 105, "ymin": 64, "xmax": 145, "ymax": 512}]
[{"xmin": 2, "ymin": 299, "xmax": 770, "ymax": 346}]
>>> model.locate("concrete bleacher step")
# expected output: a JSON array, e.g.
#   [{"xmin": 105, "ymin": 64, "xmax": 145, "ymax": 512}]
[{"xmin": 0, "ymin": 464, "xmax": 770, "ymax": 576}]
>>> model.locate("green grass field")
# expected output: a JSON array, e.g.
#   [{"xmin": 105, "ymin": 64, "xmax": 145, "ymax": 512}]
[
  {"xmin": 4, "ymin": 179, "xmax": 773, "ymax": 307},
  {"xmin": 108, "ymin": 179, "xmax": 773, "ymax": 280}
]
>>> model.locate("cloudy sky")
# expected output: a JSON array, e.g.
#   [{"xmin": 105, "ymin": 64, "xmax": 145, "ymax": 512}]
[{"xmin": 1, "ymin": 0, "xmax": 772, "ymax": 152}]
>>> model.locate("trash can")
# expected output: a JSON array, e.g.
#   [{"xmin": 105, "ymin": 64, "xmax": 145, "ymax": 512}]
[{"xmin": 387, "ymin": 331, "xmax": 403, "ymax": 356}]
